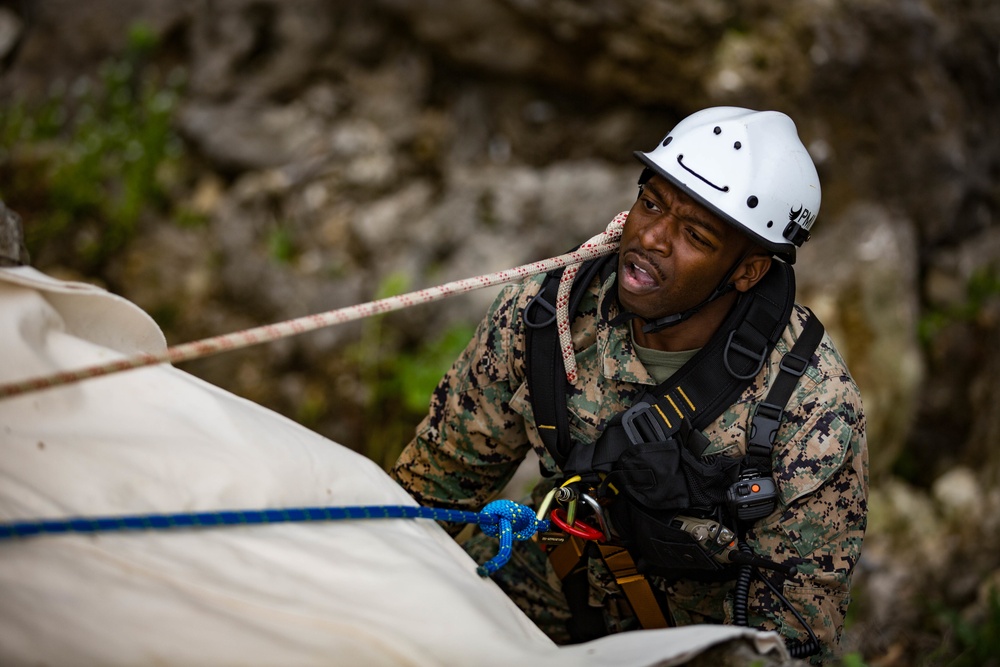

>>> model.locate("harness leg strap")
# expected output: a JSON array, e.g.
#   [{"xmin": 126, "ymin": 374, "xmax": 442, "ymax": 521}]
[
  {"xmin": 548, "ymin": 537, "xmax": 608, "ymax": 642},
  {"xmin": 597, "ymin": 544, "xmax": 671, "ymax": 629},
  {"xmin": 548, "ymin": 535, "xmax": 587, "ymax": 581}
]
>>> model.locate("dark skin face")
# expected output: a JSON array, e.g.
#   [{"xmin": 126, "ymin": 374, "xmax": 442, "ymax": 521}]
[{"xmin": 617, "ymin": 175, "xmax": 772, "ymax": 351}]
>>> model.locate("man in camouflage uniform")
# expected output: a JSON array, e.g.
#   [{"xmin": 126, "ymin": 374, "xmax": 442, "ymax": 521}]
[{"xmin": 391, "ymin": 107, "xmax": 868, "ymax": 664}]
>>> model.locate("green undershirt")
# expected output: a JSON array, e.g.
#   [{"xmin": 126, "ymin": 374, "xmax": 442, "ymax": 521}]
[{"xmin": 630, "ymin": 329, "xmax": 700, "ymax": 385}]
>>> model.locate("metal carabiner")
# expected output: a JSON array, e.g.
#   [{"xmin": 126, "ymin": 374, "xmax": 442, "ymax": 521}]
[
  {"xmin": 579, "ymin": 493, "xmax": 610, "ymax": 542},
  {"xmin": 549, "ymin": 507, "xmax": 605, "ymax": 541}
]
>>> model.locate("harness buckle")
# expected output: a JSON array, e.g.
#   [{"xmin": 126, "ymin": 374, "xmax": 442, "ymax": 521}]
[
  {"xmin": 779, "ymin": 351, "xmax": 810, "ymax": 376},
  {"xmin": 747, "ymin": 402, "xmax": 783, "ymax": 456},
  {"xmin": 621, "ymin": 401, "xmax": 667, "ymax": 445}
]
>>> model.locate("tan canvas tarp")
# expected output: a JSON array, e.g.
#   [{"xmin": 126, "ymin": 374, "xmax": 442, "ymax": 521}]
[{"xmin": 0, "ymin": 266, "xmax": 788, "ymax": 666}]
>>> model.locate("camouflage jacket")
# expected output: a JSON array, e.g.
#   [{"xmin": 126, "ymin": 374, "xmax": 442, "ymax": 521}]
[{"xmin": 391, "ymin": 265, "xmax": 868, "ymax": 663}]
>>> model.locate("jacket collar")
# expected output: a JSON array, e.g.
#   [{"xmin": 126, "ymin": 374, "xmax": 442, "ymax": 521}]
[{"xmin": 594, "ymin": 273, "xmax": 657, "ymax": 386}]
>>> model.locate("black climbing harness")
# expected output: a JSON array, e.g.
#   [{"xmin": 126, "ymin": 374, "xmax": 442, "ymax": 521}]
[{"xmin": 523, "ymin": 254, "xmax": 824, "ymax": 657}]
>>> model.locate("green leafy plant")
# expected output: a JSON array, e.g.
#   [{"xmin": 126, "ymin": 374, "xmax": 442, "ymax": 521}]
[
  {"xmin": 933, "ymin": 586, "xmax": 1000, "ymax": 667},
  {"xmin": 919, "ymin": 266, "xmax": 1000, "ymax": 345},
  {"xmin": 347, "ymin": 272, "xmax": 475, "ymax": 469},
  {"xmin": 267, "ymin": 226, "xmax": 297, "ymax": 264},
  {"xmin": 387, "ymin": 324, "xmax": 477, "ymax": 414},
  {"xmin": 0, "ymin": 21, "xmax": 186, "ymax": 273},
  {"xmin": 836, "ymin": 652, "xmax": 869, "ymax": 667}
]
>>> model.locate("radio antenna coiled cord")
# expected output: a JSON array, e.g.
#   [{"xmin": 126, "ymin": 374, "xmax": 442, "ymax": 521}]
[{"xmin": 733, "ymin": 540, "xmax": 820, "ymax": 659}]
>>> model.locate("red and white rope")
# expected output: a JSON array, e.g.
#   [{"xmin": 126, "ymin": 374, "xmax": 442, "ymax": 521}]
[
  {"xmin": 554, "ymin": 211, "xmax": 628, "ymax": 384},
  {"xmin": 0, "ymin": 226, "xmax": 624, "ymax": 400}
]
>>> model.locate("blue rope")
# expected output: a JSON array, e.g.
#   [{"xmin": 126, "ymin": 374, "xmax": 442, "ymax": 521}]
[{"xmin": 0, "ymin": 499, "xmax": 548, "ymax": 577}]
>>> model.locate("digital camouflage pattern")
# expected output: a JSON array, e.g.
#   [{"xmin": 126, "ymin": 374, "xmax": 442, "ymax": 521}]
[{"xmin": 391, "ymin": 261, "xmax": 868, "ymax": 665}]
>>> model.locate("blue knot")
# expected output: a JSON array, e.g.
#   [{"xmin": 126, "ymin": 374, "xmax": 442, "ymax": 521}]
[{"xmin": 475, "ymin": 499, "xmax": 549, "ymax": 577}]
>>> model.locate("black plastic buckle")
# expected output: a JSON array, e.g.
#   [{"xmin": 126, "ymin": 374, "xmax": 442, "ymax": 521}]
[
  {"xmin": 779, "ymin": 351, "xmax": 810, "ymax": 376},
  {"xmin": 621, "ymin": 401, "xmax": 667, "ymax": 445},
  {"xmin": 524, "ymin": 291, "xmax": 557, "ymax": 329},
  {"xmin": 747, "ymin": 402, "xmax": 783, "ymax": 456},
  {"xmin": 723, "ymin": 330, "xmax": 767, "ymax": 380}
]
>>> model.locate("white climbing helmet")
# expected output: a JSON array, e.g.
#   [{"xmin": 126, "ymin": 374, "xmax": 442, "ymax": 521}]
[{"xmin": 634, "ymin": 106, "xmax": 821, "ymax": 263}]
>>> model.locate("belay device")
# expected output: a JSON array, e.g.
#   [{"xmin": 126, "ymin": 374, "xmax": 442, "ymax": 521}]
[{"xmin": 523, "ymin": 254, "xmax": 825, "ymax": 657}]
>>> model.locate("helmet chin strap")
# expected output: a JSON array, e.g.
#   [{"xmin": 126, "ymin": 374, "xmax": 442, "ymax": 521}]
[
  {"xmin": 639, "ymin": 280, "xmax": 735, "ymax": 333},
  {"xmin": 614, "ymin": 250, "xmax": 753, "ymax": 334}
]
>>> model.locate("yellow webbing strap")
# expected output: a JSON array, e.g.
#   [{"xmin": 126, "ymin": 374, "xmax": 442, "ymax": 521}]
[
  {"xmin": 597, "ymin": 544, "xmax": 670, "ymax": 629},
  {"xmin": 547, "ymin": 535, "xmax": 587, "ymax": 581},
  {"xmin": 547, "ymin": 538, "xmax": 671, "ymax": 630}
]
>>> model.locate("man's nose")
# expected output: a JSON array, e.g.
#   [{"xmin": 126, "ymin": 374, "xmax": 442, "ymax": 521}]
[{"xmin": 637, "ymin": 214, "xmax": 676, "ymax": 253}]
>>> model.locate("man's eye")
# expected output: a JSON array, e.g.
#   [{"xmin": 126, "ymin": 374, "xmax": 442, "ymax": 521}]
[
  {"xmin": 687, "ymin": 228, "xmax": 710, "ymax": 247},
  {"xmin": 643, "ymin": 199, "xmax": 661, "ymax": 213}
]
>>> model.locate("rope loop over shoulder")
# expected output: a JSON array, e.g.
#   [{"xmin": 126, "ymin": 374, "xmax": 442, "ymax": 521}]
[{"xmin": 553, "ymin": 211, "xmax": 628, "ymax": 385}]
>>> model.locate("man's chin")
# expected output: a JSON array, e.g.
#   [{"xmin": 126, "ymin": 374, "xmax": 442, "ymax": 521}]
[{"xmin": 616, "ymin": 289, "xmax": 663, "ymax": 323}]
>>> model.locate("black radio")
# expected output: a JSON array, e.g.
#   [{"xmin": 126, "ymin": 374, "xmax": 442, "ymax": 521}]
[{"xmin": 726, "ymin": 474, "xmax": 778, "ymax": 522}]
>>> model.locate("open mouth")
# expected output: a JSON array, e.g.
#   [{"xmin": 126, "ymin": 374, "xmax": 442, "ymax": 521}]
[{"xmin": 620, "ymin": 252, "xmax": 661, "ymax": 294}]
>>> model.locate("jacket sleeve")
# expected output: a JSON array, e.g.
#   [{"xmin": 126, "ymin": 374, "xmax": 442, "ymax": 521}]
[
  {"xmin": 745, "ymin": 367, "xmax": 869, "ymax": 664},
  {"xmin": 389, "ymin": 284, "xmax": 533, "ymax": 533}
]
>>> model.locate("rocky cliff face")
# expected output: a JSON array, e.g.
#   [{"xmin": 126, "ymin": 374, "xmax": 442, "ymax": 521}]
[{"xmin": 2, "ymin": 0, "xmax": 999, "ymax": 663}]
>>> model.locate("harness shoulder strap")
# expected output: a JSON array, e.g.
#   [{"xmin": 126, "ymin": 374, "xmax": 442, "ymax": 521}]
[
  {"xmin": 657, "ymin": 260, "xmax": 796, "ymax": 432},
  {"xmin": 745, "ymin": 309, "xmax": 825, "ymax": 474},
  {"xmin": 524, "ymin": 254, "xmax": 616, "ymax": 471},
  {"xmin": 584, "ymin": 261, "xmax": 797, "ymax": 474}
]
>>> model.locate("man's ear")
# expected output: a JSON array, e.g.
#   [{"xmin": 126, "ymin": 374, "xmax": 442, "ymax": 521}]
[{"xmin": 732, "ymin": 254, "xmax": 772, "ymax": 293}]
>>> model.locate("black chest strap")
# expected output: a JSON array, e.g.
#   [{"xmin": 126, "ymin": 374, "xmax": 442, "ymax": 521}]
[
  {"xmin": 743, "ymin": 309, "xmax": 825, "ymax": 475},
  {"xmin": 526, "ymin": 259, "xmax": 797, "ymax": 476}
]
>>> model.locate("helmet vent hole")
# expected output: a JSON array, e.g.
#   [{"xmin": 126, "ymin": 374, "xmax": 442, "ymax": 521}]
[
  {"xmin": 767, "ymin": 221, "xmax": 774, "ymax": 228},
  {"xmin": 734, "ymin": 141, "xmax": 742, "ymax": 150},
  {"xmin": 662, "ymin": 136, "xmax": 673, "ymax": 147},
  {"xmin": 747, "ymin": 196, "xmax": 759, "ymax": 208},
  {"xmin": 713, "ymin": 126, "xmax": 722, "ymax": 135}
]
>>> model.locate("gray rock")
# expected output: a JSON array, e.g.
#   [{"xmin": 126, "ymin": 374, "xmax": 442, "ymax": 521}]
[
  {"xmin": 798, "ymin": 203, "xmax": 924, "ymax": 479},
  {"xmin": 179, "ymin": 100, "xmax": 328, "ymax": 172},
  {"xmin": 0, "ymin": 201, "xmax": 29, "ymax": 267},
  {"xmin": 0, "ymin": 6, "xmax": 23, "ymax": 63}
]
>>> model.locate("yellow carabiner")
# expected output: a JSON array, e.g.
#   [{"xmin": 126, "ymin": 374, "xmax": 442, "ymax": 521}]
[
  {"xmin": 535, "ymin": 487, "xmax": 559, "ymax": 522},
  {"xmin": 531, "ymin": 475, "xmax": 585, "ymax": 527}
]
